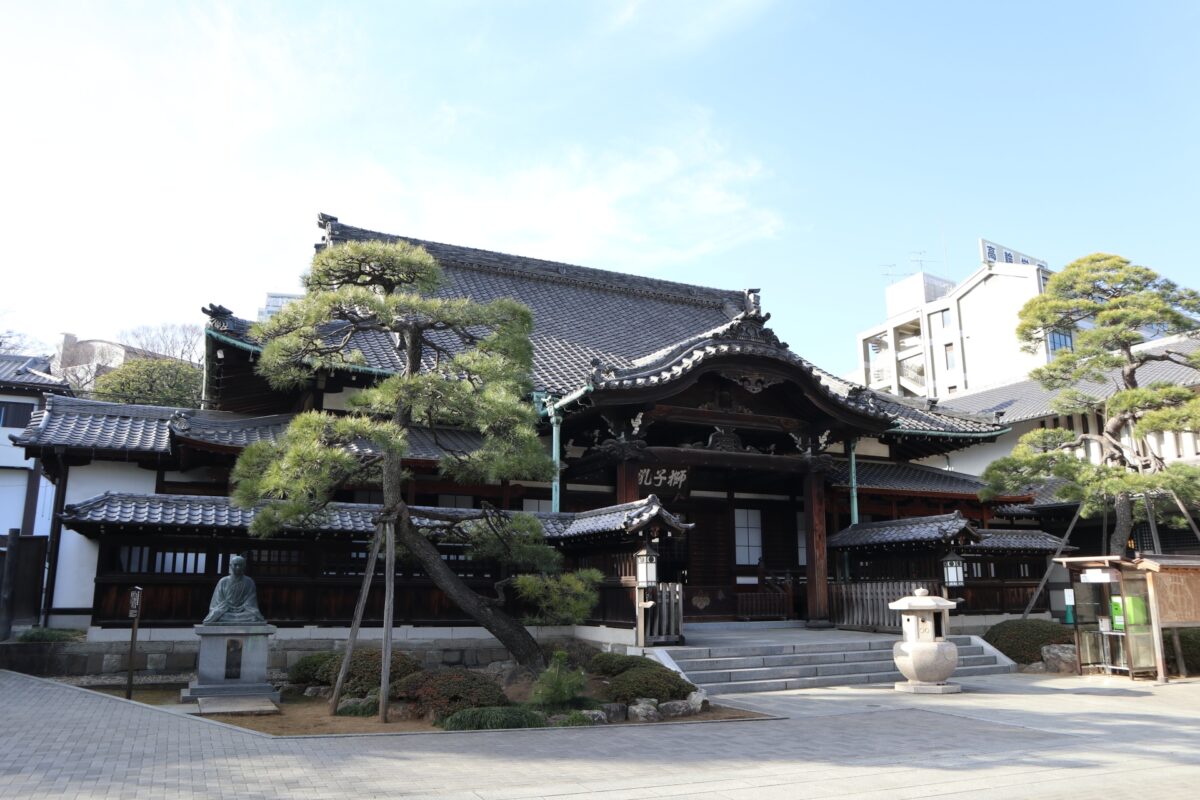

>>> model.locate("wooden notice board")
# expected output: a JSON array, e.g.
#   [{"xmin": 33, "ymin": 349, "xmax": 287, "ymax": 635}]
[{"xmin": 1150, "ymin": 571, "xmax": 1200, "ymax": 627}]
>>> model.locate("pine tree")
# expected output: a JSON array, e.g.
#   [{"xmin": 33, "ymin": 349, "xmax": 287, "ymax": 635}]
[
  {"xmin": 231, "ymin": 240, "xmax": 562, "ymax": 718},
  {"xmin": 981, "ymin": 253, "xmax": 1200, "ymax": 554}
]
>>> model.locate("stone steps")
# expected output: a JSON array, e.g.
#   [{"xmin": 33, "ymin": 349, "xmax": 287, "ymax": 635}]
[{"xmin": 666, "ymin": 635, "xmax": 1012, "ymax": 695}]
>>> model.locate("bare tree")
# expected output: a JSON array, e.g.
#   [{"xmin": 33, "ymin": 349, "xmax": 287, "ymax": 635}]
[
  {"xmin": 119, "ymin": 323, "xmax": 204, "ymax": 363},
  {"xmin": 0, "ymin": 330, "xmax": 44, "ymax": 355}
]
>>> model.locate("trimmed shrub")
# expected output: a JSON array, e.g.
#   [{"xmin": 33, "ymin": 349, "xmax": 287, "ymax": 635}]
[
  {"xmin": 16, "ymin": 628, "xmax": 83, "ymax": 643},
  {"xmin": 288, "ymin": 652, "xmax": 341, "ymax": 685},
  {"xmin": 441, "ymin": 706, "xmax": 548, "ymax": 731},
  {"xmin": 1165, "ymin": 628, "xmax": 1200, "ymax": 673},
  {"xmin": 314, "ymin": 649, "xmax": 423, "ymax": 696},
  {"xmin": 984, "ymin": 619, "xmax": 1074, "ymax": 664},
  {"xmin": 588, "ymin": 652, "xmax": 654, "ymax": 677},
  {"xmin": 531, "ymin": 651, "xmax": 586, "ymax": 709},
  {"xmin": 606, "ymin": 667, "xmax": 695, "ymax": 705},
  {"xmin": 393, "ymin": 668, "xmax": 509, "ymax": 721},
  {"xmin": 552, "ymin": 710, "xmax": 593, "ymax": 727}
]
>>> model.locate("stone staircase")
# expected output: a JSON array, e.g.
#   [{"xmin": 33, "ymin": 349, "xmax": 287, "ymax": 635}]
[{"xmin": 665, "ymin": 635, "xmax": 1014, "ymax": 694}]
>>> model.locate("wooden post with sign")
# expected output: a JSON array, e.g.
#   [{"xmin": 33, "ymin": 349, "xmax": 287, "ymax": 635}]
[{"xmin": 125, "ymin": 586, "xmax": 143, "ymax": 700}]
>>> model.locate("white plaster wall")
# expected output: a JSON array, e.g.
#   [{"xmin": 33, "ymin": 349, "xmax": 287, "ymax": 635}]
[
  {"xmin": 955, "ymin": 268, "xmax": 1046, "ymax": 394},
  {"xmin": 0, "ymin": 469, "xmax": 26, "ymax": 534},
  {"xmin": 322, "ymin": 386, "xmax": 363, "ymax": 412},
  {"xmin": 915, "ymin": 419, "xmax": 1042, "ymax": 476},
  {"xmin": 55, "ymin": 462, "xmax": 156, "ymax": 609}
]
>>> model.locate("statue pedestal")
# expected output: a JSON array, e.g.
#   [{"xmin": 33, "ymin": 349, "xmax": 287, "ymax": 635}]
[{"xmin": 181, "ymin": 624, "xmax": 279, "ymax": 703}]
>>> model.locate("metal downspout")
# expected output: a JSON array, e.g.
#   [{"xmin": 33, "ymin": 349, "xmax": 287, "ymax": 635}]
[
  {"xmin": 551, "ymin": 411, "xmax": 562, "ymax": 513},
  {"xmin": 849, "ymin": 438, "xmax": 859, "ymax": 525}
]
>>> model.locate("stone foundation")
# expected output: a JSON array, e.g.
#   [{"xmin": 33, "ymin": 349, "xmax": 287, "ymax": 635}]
[{"xmin": 0, "ymin": 637, "xmax": 525, "ymax": 677}]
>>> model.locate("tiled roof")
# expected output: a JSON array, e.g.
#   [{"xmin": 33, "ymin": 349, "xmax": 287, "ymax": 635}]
[
  {"xmin": 828, "ymin": 459, "xmax": 989, "ymax": 496},
  {"xmin": 829, "ymin": 512, "xmax": 974, "ymax": 548},
  {"xmin": 941, "ymin": 336, "xmax": 1200, "ymax": 424},
  {"xmin": 207, "ymin": 215, "xmax": 1005, "ymax": 440},
  {"xmin": 0, "ymin": 354, "xmax": 68, "ymax": 390},
  {"xmin": 829, "ymin": 511, "xmax": 1069, "ymax": 553},
  {"xmin": 59, "ymin": 492, "xmax": 687, "ymax": 542},
  {"xmin": 965, "ymin": 528, "xmax": 1072, "ymax": 552},
  {"xmin": 994, "ymin": 477, "xmax": 1076, "ymax": 517},
  {"xmin": 10, "ymin": 394, "xmax": 483, "ymax": 461}
]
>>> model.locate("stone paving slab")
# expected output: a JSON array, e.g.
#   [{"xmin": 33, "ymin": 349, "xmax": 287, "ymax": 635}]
[
  {"xmin": 3, "ymin": 670, "xmax": 1200, "ymax": 798},
  {"xmin": 196, "ymin": 696, "xmax": 280, "ymax": 716}
]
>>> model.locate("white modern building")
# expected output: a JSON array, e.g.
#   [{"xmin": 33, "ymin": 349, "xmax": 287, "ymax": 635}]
[
  {"xmin": 920, "ymin": 335, "xmax": 1200, "ymax": 476},
  {"xmin": 256, "ymin": 292, "xmax": 303, "ymax": 321},
  {"xmin": 857, "ymin": 239, "xmax": 1066, "ymax": 399}
]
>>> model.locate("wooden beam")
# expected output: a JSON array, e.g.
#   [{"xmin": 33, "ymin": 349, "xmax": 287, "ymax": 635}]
[{"xmin": 806, "ymin": 474, "xmax": 830, "ymax": 624}]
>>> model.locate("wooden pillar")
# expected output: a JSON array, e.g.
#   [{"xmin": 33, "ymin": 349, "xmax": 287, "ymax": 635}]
[
  {"xmin": 615, "ymin": 462, "xmax": 639, "ymax": 504},
  {"xmin": 806, "ymin": 471, "xmax": 830, "ymax": 625}
]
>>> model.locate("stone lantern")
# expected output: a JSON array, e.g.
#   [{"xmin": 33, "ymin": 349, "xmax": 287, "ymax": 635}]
[{"xmin": 889, "ymin": 587, "xmax": 961, "ymax": 694}]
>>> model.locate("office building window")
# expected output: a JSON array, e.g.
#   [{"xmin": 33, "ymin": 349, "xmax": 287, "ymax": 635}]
[
  {"xmin": 944, "ymin": 343, "xmax": 956, "ymax": 370},
  {"xmin": 734, "ymin": 509, "xmax": 762, "ymax": 566},
  {"xmin": 1048, "ymin": 330, "xmax": 1074, "ymax": 354}
]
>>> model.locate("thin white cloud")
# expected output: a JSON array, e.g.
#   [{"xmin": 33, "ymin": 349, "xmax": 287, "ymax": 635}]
[{"xmin": 0, "ymin": 3, "xmax": 781, "ymax": 349}]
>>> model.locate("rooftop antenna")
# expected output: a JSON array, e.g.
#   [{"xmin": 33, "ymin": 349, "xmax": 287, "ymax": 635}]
[
  {"xmin": 880, "ymin": 263, "xmax": 913, "ymax": 279},
  {"xmin": 910, "ymin": 251, "xmax": 938, "ymax": 270}
]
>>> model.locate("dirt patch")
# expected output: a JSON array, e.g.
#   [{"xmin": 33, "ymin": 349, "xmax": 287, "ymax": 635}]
[
  {"xmin": 91, "ymin": 686, "xmax": 186, "ymax": 706},
  {"xmin": 208, "ymin": 697, "xmax": 437, "ymax": 735}
]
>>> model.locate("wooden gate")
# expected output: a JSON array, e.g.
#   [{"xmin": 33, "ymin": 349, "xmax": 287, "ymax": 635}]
[
  {"xmin": 829, "ymin": 580, "xmax": 940, "ymax": 632},
  {"xmin": 641, "ymin": 582, "xmax": 684, "ymax": 645}
]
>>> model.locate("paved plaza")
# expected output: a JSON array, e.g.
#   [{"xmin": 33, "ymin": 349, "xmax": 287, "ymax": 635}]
[{"xmin": 2, "ymin": 668, "xmax": 1200, "ymax": 799}]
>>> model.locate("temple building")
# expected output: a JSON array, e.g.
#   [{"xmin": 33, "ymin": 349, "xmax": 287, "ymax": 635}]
[{"xmin": 10, "ymin": 214, "xmax": 1068, "ymax": 638}]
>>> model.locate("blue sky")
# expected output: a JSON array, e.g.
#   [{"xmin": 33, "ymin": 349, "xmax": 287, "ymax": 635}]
[{"xmin": 2, "ymin": 1, "xmax": 1197, "ymax": 376}]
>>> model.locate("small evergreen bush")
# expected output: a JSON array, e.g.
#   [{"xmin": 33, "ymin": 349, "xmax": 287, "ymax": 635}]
[
  {"xmin": 588, "ymin": 652, "xmax": 653, "ymax": 676},
  {"xmin": 1165, "ymin": 628, "xmax": 1200, "ymax": 673},
  {"xmin": 392, "ymin": 668, "xmax": 509, "ymax": 721},
  {"xmin": 531, "ymin": 651, "xmax": 586, "ymax": 709},
  {"xmin": 983, "ymin": 619, "xmax": 1074, "ymax": 664},
  {"xmin": 606, "ymin": 666, "xmax": 695, "ymax": 705},
  {"xmin": 441, "ymin": 706, "xmax": 548, "ymax": 730},
  {"xmin": 314, "ymin": 649, "xmax": 423, "ymax": 696},
  {"xmin": 15, "ymin": 628, "xmax": 83, "ymax": 643},
  {"xmin": 288, "ymin": 652, "xmax": 341, "ymax": 685},
  {"xmin": 552, "ymin": 710, "xmax": 593, "ymax": 727}
]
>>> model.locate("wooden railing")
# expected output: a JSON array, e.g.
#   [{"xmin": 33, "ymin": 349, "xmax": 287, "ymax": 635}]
[
  {"xmin": 830, "ymin": 580, "xmax": 940, "ymax": 632},
  {"xmin": 736, "ymin": 591, "xmax": 790, "ymax": 620},
  {"xmin": 643, "ymin": 583, "xmax": 684, "ymax": 645}
]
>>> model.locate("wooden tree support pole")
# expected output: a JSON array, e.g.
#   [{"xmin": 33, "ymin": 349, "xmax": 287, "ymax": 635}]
[
  {"xmin": 1169, "ymin": 491, "xmax": 1200, "ymax": 547},
  {"xmin": 380, "ymin": 520, "xmax": 396, "ymax": 723},
  {"xmin": 1023, "ymin": 504, "xmax": 1083, "ymax": 620},
  {"xmin": 329, "ymin": 525, "xmax": 383, "ymax": 715}
]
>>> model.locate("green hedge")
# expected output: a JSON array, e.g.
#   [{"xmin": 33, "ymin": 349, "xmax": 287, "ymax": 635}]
[
  {"xmin": 16, "ymin": 628, "xmax": 84, "ymax": 643},
  {"xmin": 588, "ymin": 652, "xmax": 654, "ymax": 677},
  {"xmin": 441, "ymin": 706, "xmax": 547, "ymax": 730},
  {"xmin": 983, "ymin": 619, "xmax": 1074, "ymax": 664},
  {"xmin": 312, "ymin": 649, "xmax": 423, "ymax": 696},
  {"xmin": 393, "ymin": 668, "xmax": 509, "ymax": 721},
  {"xmin": 606, "ymin": 666, "xmax": 695, "ymax": 705},
  {"xmin": 288, "ymin": 652, "xmax": 341, "ymax": 685}
]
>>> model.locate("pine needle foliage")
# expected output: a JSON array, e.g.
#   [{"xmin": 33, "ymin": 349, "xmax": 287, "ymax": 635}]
[{"xmin": 982, "ymin": 254, "xmax": 1200, "ymax": 553}]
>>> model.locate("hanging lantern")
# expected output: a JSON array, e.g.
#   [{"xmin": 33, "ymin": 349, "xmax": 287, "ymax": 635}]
[
  {"xmin": 941, "ymin": 550, "xmax": 965, "ymax": 588},
  {"xmin": 636, "ymin": 545, "xmax": 659, "ymax": 588}
]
